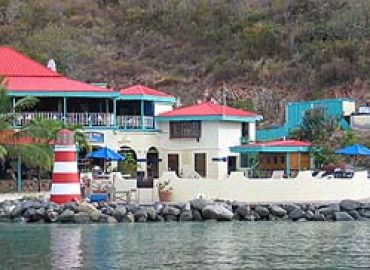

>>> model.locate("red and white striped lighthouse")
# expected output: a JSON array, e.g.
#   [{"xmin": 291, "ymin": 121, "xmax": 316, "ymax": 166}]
[{"xmin": 50, "ymin": 129, "xmax": 81, "ymax": 204}]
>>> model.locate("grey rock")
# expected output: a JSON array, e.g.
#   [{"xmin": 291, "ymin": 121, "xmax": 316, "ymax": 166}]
[
  {"xmin": 99, "ymin": 214, "xmax": 117, "ymax": 223},
  {"xmin": 190, "ymin": 199, "xmax": 208, "ymax": 211},
  {"xmin": 340, "ymin": 200, "xmax": 360, "ymax": 211},
  {"xmin": 36, "ymin": 208, "xmax": 46, "ymax": 218},
  {"xmin": 348, "ymin": 210, "xmax": 360, "ymax": 220},
  {"xmin": 297, "ymin": 218, "xmax": 307, "ymax": 222},
  {"xmin": 318, "ymin": 204, "xmax": 340, "ymax": 215},
  {"xmin": 134, "ymin": 210, "xmax": 148, "ymax": 222},
  {"xmin": 111, "ymin": 208, "xmax": 127, "ymax": 222},
  {"xmin": 289, "ymin": 208, "xmax": 305, "ymax": 220},
  {"xmin": 156, "ymin": 215, "xmax": 165, "ymax": 222},
  {"xmin": 144, "ymin": 208, "xmax": 157, "ymax": 221},
  {"xmin": 255, "ymin": 205, "xmax": 270, "ymax": 218},
  {"xmin": 162, "ymin": 205, "xmax": 181, "ymax": 216},
  {"xmin": 45, "ymin": 210, "xmax": 58, "ymax": 222},
  {"xmin": 284, "ymin": 204, "xmax": 301, "ymax": 213},
  {"xmin": 306, "ymin": 204, "xmax": 317, "ymax": 213},
  {"xmin": 305, "ymin": 210, "xmax": 315, "ymax": 220},
  {"xmin": 101, "ymin": 207, "xmax": 114, "ymax": 216},
  {"xmin": 73, "ymin": 213, "xmax": 91, "ymax": 224},
  {"xmin": 244, "ymin": 215, "xmax": 256, "ymax": 221},
  {"xmin": 233, "ymin": 213, "xmax": 242, "ymax": 221},
  {"xmin": 334, "ymin": 212, "xmax": 355, "ymax": 221},
  {"xmin": 154, "ymin": 202, "xmax": 165, "ymax": 213},
  {"xmin": 164, "ymin": 214, "xmax": 178, "ymax": 222},
  {"xmin": 10, "ymin": 205, "xmax": 23, "ymax": 218},
  {"xmin": 179, "ymin": 211, "xmax": 193, "ymax": 222},
  {"xmin": 183, "ymin": 202, "xmax": 191, "ymax": 212},
  {"xmin": 192, "ymin": 209, "xmax": 203, "ymax": 221},
  {"xmin": 358, "ymin": 209, "xmax": 370, "ymax": 218},
  {"xmin": 57, "ymin": 209, "xmax": 75, "ymax": 223},
  {"xmin": 24, "ymin": 208, "xmax": 41, "ymax": 222},
  {"xmin": 313, "ymin": 213, "xmax": 325, "ymax": 221},
  {"xmin": 63, "ymin": 202, "xmax": 78, "ymax": 213},
  {"xmin": 235, "ymin": 205, "xmax": 251, "ymax": 218},
  {"xmin": 202, "ymin": 204, "xmax": 234, "ymax": 221},
  {"xmin": 269, "ymin": 205, "xmax": 287, "ymax": 217},
  {"xmin": 122, "ymin": 212, "xmax": 135, "ymax": 223},
  {"xmin": 126, "ymin": 203, "xmax": 141, "ymax": 214}
]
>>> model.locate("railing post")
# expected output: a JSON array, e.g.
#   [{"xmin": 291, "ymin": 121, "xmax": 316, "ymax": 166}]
[
  {"xmin": 140, "ymin": 100, "xmax": 145, "ymax": 130},
  {"xmin": 286, "ymin": 153, "xmax": 291, "ymax": 177},
  {"xmin": 63, "ymin": 97, "xmax": 67, "ymax": 125},
  {"xmin": 113, "ymin": 99, "xmax": 117, "ymax": 127}
]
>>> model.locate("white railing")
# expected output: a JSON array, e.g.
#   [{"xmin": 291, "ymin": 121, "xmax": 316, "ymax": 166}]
[
  {"xmin": 16, "ymin": 112, "xmax": 64, "ymax": 126},
  {"xmin": 67, "ymin": 113, "xmax": 114, "ymax": 126},
  {"xmin": 15, "ymin": 112, "xmax": 155, "ymax": 129},
  {"xmin": 117, "ymin": 115, "xmax": 142, "ymax": 129},
  {"xmin": 116, "ymin": 115, "xmax": 155, "ymax": 129}
]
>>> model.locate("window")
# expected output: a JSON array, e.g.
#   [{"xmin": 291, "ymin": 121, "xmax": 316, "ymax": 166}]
[{"xmin": 170, "ymin": 121, "xmax": 201, "ymax": 139}]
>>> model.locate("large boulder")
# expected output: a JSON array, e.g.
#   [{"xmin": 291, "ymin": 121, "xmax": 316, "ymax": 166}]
[
  {"xmin": 334, "ymin": 212, "xmax": 355, "ymax": 221},
  {"xmin": 164, "ymin": 214, "xmax": 178, "ymax": 222},
  {"xmin": 111, "ymin": 208, "xmax": 126, "ymax": 222},
  {"xmin": 284, "ymin": 204, "xmax": 301, "ymax": 213},
  {"xmin": 348, "ymin": 210, "xmax": 360, "ymax": 220},
  {"xmin": 122, "ymin": 212, "xmax": 135, "ymax": 223},
  {"xmin": 192, "ymin": 209, "xmax": 203, "ymax": 221},
  {"xmin": 313, "ymin": 213, "xmax": 326, "ymax": 221},
  {"xmin": 235, "ymin": 205, "xmax": 251, "ymax": 218},
  {"xmin": 144, "ymin": 208, "xmax": 157, "ymax": 221},
  {"xmin": 179, "ymin": 211, "xmax": 193, "ymax": 222},
  {"xmin": 358, "ymin": 209, "xmax": 370, "ymax": 218},
  {"xmin": 134, "ymin": 210, "xmax": 148, "ymax": 222},
  {"xmin": 305, "ymin": 210, "xmax": 315, "ymax": 221},
  {"xmin": 202, "ymin": 204, "xmax": 233, "ymax": 221},
  {"xmin": 73, "ymin": 212, "xmax": 91, "ymax": 224},
  {"xmin": 269, "ymin": 205, "xmax": 287, "ymax": 217},
  {"xmin": 63, "ymin": 202, "xmax": 78, "ymax": 213},
  {"xmin": 190, "ymin": 199, "xmax": 208, "ymax": 211},
  {"xmin": 76, "ymin": 203, "xmax": 99, "ymax": 215},
  {"xmin": 255, "ymin": 205, "xmax": 270, "ymax": 218},
  {"xmin": 57, "ymin": 209, "xmax": 75, "ymax": 223},
  {"xmin": 162, "ymin": 205, "xmax": 181, "ymax": 216},
  {"xmin": 318, "ymin": 204, "xmax": 340, "ymax": 215},
  {"xmin": 340, "ymin": 200, "xmax": 360, "ymax": 211},
  {"xmin": 288, "ymin": 208, "xmax": 305, "ymax": 220}
]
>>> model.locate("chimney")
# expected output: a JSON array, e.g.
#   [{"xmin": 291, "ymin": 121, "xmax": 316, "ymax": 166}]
[{"xmin": 47, "ymin": 59, "xmax": 57, "ymax": 72}]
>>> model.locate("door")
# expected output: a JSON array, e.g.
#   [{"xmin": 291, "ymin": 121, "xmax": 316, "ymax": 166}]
[
  {"xmin": 168, "ymin": 154, "xmax": 179, "ymax": 176},
  {"xmin": 194, "ymin": 153, "xmax": 206, "ymax": 177},
  {"xmin": 227, "ymin": 156, "xmax": 237, "ymax": 175}
]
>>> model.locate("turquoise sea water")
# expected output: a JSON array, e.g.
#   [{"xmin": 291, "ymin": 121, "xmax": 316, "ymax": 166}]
[{"xmin": 1, "ymin": 222, "xmax": 370, "ymax": 270}]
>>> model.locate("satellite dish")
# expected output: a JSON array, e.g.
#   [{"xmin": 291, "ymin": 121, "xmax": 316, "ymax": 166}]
[{"xmin": 47, "ymin": 59, "xmax": 57, "ymax": 72}]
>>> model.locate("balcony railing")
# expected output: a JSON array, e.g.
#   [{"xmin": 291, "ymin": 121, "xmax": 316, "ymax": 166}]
[
  {"xmin": 14, "ymin": 112, "xmax": 155, "ymax": 129},
  {"xmin": 16, "ymin": 112, "xmax": 64, "ymax": 126},
  {"xmin": 117, "ymin": 115, "xmax": 155, "ymax": 129}
]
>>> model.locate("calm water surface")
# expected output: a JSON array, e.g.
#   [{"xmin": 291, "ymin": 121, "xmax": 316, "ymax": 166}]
[{"xmin": 1, "ymin": 222, "xmax": 370, "ymax": 269}]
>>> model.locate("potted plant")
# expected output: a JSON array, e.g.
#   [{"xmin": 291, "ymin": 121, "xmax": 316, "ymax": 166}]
[{"xmin": 157, "ymin": 180, "xmax": 173, "ymax": 202}]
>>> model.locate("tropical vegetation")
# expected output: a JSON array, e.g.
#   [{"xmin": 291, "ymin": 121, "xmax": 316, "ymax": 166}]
[
  {"xmin": 289, "ymin": 107, "xmax": 356, "ymax": 168},
  {"xmin": 0, "ymin": 0, "xmax": 369, "ymax": 126}
]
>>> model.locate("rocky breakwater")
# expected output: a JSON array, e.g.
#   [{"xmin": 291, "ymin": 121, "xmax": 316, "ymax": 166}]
[{"xmin": 0, "ymin": 198, "xmax": 370, "ymax": 223}]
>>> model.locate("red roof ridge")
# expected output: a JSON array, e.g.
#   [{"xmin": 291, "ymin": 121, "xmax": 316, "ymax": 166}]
[{"xmin": 119, "ymin": 84, "xmax": 173, "ymax": 98}]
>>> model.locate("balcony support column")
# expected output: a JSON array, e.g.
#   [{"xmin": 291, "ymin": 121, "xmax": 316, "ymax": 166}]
[
  {"xmin": 12, "ymin": 97, "xmax": 16, "ymax": 127},
  {"xmin": 113, "ymin": 99, "xmax": 117, "ymax": 127},
  {"xmin": 285, "ymin": 152, "xmax": 291, "ymax": 178},
  {"xmin": 63, "ymin": 97, "xmax": 67, "ymax": 125},
  {"xmin": 140, "ymin": 100, "xmax": 145, "ymax": 130}
]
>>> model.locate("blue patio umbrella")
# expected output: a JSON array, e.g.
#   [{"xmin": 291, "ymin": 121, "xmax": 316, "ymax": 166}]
[
  {"xmin": 335, "ymin": 144, "xmax": 370, "ymax": 156},
  {"xmin": 335, "ymin": 144, "xmax": 370, "ymax": 170},
  {"xmin": 87, "ymin": 147, "xmax": 124, "ymax": 172}
]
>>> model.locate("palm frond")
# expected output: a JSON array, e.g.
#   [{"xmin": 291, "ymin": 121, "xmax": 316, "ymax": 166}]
[{"xmin": 14, "ymin": 96, "xmax": 39, "ymax": 112}]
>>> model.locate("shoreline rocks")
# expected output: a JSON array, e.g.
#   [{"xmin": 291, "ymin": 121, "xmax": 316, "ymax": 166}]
[{"xmin": 1, "ymin": 198, "xmax": 370, "ymax": 224}]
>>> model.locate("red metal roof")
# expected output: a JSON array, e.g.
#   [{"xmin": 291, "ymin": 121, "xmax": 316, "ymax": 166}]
[
  {"xmin": 120, "ymin": 85, "xmax": 173, "ymax": 97},
  {"xmin": 4, "ymin": 76, "xmax": 112, "ymax": 92},
  {"xmin": 159, "ymin": 102, "xmax": 258, "ymax": 117},
  {"xmin": 241, "ymin": 140, "xmax": 311, "ymax": 148},
  {"xmin": 0, "ymin": 47, "xmax": 60, "ymax": 77},
  {"xmin": 0, "ymin": 47, "xmax": 113, "ymax": 93}
]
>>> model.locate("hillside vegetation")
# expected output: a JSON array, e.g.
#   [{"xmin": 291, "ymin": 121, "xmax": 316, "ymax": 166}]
[{"xmin": 0, "ymin": 0, "xmax": 370, "ymax": 124}]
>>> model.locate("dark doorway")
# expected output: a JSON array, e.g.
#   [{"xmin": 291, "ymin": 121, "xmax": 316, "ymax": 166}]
[
  {"xmin": 147, "ymin": 147, "xmax": 159, "ymax": 179},
  {"xmin": 194, "ymin": 153, "xmax": 207, "ymax": 177},
  {"xmin": 168, "ymin": 154, "xmax": 179, "ymax": 176},
  {"xmin": 227, "ymin": 156, "xmax": 237, "ymax": 175},
  {"xmin": 118, "ymin": 146, "xmax": 137, "ymax": 178}
]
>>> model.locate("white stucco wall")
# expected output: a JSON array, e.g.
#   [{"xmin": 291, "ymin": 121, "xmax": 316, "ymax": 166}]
[
  {"xmin": 351, "ymin": 115, "xmax": 370, "ymax": 130},
  {"xmin": 160, "ymin": 171, "xmax": 370, "ymax": 203}
]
